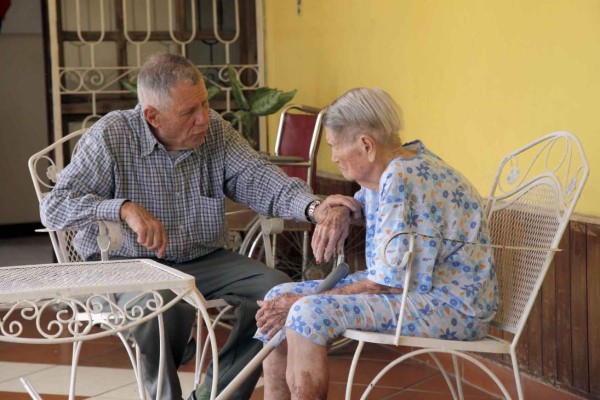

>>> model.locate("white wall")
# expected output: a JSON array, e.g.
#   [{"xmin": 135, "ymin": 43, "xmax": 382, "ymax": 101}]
[{"xmin": 0, "ymin": 1, "xmax": 47, "ymax": 224}]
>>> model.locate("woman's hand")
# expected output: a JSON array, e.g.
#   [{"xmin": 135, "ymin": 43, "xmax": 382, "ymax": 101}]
[
  {"xmin": 256, "ymin": 293, "xmax": 302, "ymax": 339},
  {"xmin": 311, "ymin": 195, "xmax": 363, "ymax": 263}
]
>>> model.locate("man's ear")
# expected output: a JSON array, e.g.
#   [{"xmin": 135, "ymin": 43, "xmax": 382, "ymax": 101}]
[
  {"xmin": 360, "ymin": 135, "xmax": 377, "ymax": 162},
  {"xmin": 143, "ymin": 106, "xmax": 160, "ymax": 128}
]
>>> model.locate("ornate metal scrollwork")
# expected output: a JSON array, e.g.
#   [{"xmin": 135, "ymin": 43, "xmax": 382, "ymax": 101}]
[{"xmin": 0, "ymin": 291, "xmax": 164, "ymax": 343}]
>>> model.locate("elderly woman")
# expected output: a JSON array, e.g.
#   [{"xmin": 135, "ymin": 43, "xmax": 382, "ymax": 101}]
[{"xmin": 255, "ymin": 88, "xmax": 498, "ymax": 400}]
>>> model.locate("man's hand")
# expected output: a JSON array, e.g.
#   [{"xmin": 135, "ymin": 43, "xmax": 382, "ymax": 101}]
[
  {"xmin": 311, "ymin": 195, "xmax": 363, "ymax": 264},
  {"xmin": 313, "ymin": 195, "xmax": 363, "ymax": 223},
  {"xmin": 256, "ymin": 293, "xmax": 302, "ymax": 339},
  {"xmin": 120, "ymin": 201, "xmax": 168, "ymax": 258}
]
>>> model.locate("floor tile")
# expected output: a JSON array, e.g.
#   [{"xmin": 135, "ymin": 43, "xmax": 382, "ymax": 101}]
[
  {"xmin": 408, "ymin": 374, "xmax": 501, "ymax": 398},
  {"xmin": 0, "ymin": 365, "xmax": 137, "ymax": 397},
  {"xmin": 0, "ymin": 392, "xmax": 84, "ymax": 400},
  {"xmin": 0, "ymin": 361, "xmax": 51, "ymax": 383},
  {"xmin": 329, "ymin": 356, "xmax": 438, "ymax": 388}
]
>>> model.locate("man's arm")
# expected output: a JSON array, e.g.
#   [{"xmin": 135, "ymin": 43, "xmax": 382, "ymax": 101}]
[
  {"xmin": 40, "ymin": 130, "xmax": 125, "ymax": 230},
  {"xmin": 221, "ymin": 119, "xmax": 317, "ymax": 221}
]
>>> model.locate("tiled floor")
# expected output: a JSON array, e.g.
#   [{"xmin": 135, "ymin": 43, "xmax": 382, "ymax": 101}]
[
  {"xmin": 0, "ymin": 236, "xmax": 579, "ymax": 399},
  {"xmin": 0, "ymin": 328, "xmax": 500, "ymax": 400}
]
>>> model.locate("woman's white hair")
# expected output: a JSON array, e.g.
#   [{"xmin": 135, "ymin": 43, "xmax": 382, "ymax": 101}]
[
  {"xmin": 137, "ymin": 53, "xmax": 203, "ymax": 110},
  {"xmin": 323, "ymin": 87, "xmax": 402, "ymax": 145}
]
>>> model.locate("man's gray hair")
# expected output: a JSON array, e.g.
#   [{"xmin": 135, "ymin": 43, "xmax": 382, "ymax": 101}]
[
  {"xmin": 137, "ymin": 53, "xmax": 203, "ymax": 110},
  {"xmin": 323, "ymin": 87, "xmax": 403, "ymax": 145}
]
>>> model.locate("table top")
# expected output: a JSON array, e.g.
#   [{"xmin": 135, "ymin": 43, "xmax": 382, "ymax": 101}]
[
  {"xmin": 0, "ymin": 259, "xmax": 201, "ymax": 343},
  {"xmin": 0, "ymin": 259, "xmax": 194, "ymax": 303}
]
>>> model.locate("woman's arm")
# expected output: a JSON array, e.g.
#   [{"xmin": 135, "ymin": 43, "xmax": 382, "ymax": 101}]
[
  {"xmin": 324, "ymin": 279, "xmax": 402, "ymax": 296},
  {"xmin": 255, "ymin": 279, "xmax": 400, "ymax": 339}
]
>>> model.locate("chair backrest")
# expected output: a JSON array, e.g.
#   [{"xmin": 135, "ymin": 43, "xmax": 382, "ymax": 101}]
[
  {"xmin": 274, "ymin": 104, "xmax": 325, "ymax": 190},
  {"xmin": 28, "ymin": 129, "xmax": 87, "ymax": 263},
  {"xmin": 484, "ymin": 132, "xmax": 588, "ymax": 342}
]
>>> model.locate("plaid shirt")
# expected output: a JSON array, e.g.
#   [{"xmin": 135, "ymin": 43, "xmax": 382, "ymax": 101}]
[{"xmin": 40, "ymin": 105, "xmax": 317, "ymax": 262}]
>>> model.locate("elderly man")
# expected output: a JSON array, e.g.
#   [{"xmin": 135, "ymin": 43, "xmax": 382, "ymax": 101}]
[{"xmin": 40, "ymin": 53, "xmax": 355, "ymax": 400}]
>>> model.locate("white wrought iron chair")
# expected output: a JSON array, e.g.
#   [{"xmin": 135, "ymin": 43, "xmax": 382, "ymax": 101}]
[
  {"xmin": 28, "ymin": 128, "xmax": 231, "ymax": 399},
  {"xmin": 342, "ymin": 131, "xmax": 589, "ymax": 400}
]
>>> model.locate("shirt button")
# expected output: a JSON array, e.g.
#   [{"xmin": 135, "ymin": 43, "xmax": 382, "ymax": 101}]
[
  {"xmin": 179, "ymin": 225, "xmax": 185, "ymax": 232},
  {"xmin": 175, "ymin": 192, "xmax": 181, "ymax": 197}
]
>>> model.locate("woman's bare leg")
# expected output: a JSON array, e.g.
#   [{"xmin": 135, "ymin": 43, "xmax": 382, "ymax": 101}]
[
  {"xmin": 263, "ymin": 340, "xmax": 290, "ymax": 400},
  {"xmin": 286, "ymin": 329, "xmax": 329, "ymax": 400}
]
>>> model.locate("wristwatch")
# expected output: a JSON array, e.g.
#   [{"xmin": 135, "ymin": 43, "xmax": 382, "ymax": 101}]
[{"xmin": 306, "ymin": 200, "xmax": 321, "ymax": 224}]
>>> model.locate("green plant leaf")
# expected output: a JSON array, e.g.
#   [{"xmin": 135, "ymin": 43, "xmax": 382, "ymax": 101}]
[
  {"xmin": 207, "ymin": 85, "xmax": 221, "ymax": 100},
  {"xmin": 122, "ymin": 78, "xmax": 138, "ymax": 96},
  {"xmin": 249, "ymin": 88, "xmax": 297, "ymax": 116},
  {"xmin": 274, "ymin": 89, "xmax": 297, "ymax": 111},
  {"xmin": 227, "ymin": 65, "xmax": 249, "ymax": 111},
  {"xmin": 231, "ymin": 110, "xmax": 257, "ymax": 148}
]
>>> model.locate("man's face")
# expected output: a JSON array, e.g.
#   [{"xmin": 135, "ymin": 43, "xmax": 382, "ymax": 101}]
[{"xmin": 148, "ymin": 79, "xmax": 210, "ymax": 151}]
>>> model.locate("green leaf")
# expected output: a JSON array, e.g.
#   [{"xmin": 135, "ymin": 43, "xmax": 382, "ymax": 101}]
[
  {"xmin": 227, "ymin": 65, "xmax": 249, "ymax": 111},
  {"xmin": 122, "ymin": 79, "xmax": 138, "ymax": 96},
  {"xmin": 231, "ymin": 110, "xmax": 257, "ymax": 148},
  {"xmin": 249, "ymin": 88, "xmax": 297, "ymax": 116},
  {"xmin": 274, "ymin": 89, "xmax": 297, "ymax": 111},
  {"xmin": 231, "ymin": 109, "xmax": 247, "ymax": 126},
  {"xmin": 207, "ymin": 85, "xmax": 221, "ymax": 100}
]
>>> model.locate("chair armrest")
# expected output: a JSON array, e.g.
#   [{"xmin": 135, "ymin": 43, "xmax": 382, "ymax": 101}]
[{"xmin": 97, "ymin": 220, "xmax": 124, "ymax": 261}]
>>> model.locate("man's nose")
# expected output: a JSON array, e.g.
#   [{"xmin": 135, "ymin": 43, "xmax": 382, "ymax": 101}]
[{"xmin": 195, "ymin": 109, "xmax": 209, "ymax": 125}]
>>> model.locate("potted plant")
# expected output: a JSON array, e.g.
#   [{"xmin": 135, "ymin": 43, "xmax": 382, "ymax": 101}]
[{"xmin": 226, "ymin": 65, "xmax": 296, "ymax": 148}]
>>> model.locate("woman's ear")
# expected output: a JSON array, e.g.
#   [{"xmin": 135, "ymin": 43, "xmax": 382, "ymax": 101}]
[
  {"xmin": 143, "ymin": 106, "xmax": 160, "ymax": 128},
  {"xmin": 360, "ymin": 135, "xmax": 377, "ymax": 162}
]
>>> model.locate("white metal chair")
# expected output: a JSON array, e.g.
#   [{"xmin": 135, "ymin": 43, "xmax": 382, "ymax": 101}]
[
  {"xmin": 28, "ymin": 128, "xmax": 231, "ymax": 399},
  {"xmin": 341, "ymin": 132, "xmax": 589, "ymax": 400}
]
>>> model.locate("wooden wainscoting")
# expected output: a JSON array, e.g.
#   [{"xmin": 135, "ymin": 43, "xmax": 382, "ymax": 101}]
[{"xmin": 315, "ymin": 173, "xmax": 600, "ymax": 399}]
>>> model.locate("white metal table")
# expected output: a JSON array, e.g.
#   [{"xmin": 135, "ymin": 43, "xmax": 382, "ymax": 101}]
[{"xmin": 0, "ymin": 259, "xmax": 219, "ymax": 400}]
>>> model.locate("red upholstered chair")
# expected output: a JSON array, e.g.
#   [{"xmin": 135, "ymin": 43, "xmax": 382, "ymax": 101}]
[{"xmin": 272, "ymin": 104, "xmax": 325, "ymax": 190}]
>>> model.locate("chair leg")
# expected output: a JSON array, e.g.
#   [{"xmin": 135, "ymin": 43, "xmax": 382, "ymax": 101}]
[
  {"xmin": 135, "ymin": 343, "xmax": 147, "ymax": 400},
  {"xmin": 155, "ymin": 311, "xmax": 165, "ymax": 400},
  {"xmin": 195, "ymin": 305, "xmax": 234, "ymax": 387},
  {"xmin": 195, "ymin": 311, "xmax": 203, "ymax": 387},
  {"xmin": 69, "ymin": 340, "xmax": 83, "ymax": 400},
  {"xmin": 511, "ymin": 349, "xmax": 524, "ymax": 400},
  {"xmin": 429, "ymin": 353, "xmax": 459, "ymax": 400},
  {"xmin": 360, "ymin": 348, "xmax": 513, "ymax": 400},
  {"xmin": 345, "ymin": 340, "xmax": 364, "ymax": 400},
  {"xmin": 19, "ymin": 377, "xmax": 43, "ymax": 400},
  {"xmin": 115, "ymin": 331, "xmax": 146, "ymax": 400},
  {"xmin": 451, "ymin": 354, "xmax": 465, "ymax": 400}
]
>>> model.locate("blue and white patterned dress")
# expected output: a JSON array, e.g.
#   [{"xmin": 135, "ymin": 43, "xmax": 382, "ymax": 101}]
[{"xmin": 255, "ymin": 140, "xmax": 498, "ymax": 346}]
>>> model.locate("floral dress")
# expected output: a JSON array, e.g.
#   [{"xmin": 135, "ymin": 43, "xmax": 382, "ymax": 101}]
[{"xmin": 255, "ymin": 140, "xmax": 498, "ymax": 346}]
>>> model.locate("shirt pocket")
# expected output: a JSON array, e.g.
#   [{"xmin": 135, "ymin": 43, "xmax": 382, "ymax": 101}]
[{"xmin": 187, "ymin": 195, "xmax": 226, "ymax": 245}]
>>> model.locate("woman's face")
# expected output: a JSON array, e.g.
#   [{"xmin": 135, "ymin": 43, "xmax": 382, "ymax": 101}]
[{"xmin": 325, "ymin": 128, "xmax": 370, "ymax": 183}]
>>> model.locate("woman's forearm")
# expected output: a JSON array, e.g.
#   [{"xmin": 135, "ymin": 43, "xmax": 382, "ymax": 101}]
[{"xmin": 324, "ymin": 279, "xmax": 402, "ymax": 296}]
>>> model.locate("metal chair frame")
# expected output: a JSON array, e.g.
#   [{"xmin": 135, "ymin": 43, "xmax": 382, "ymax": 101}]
[
  {"xmin": 28, "ymin": 128, "xmax": 231, "ymax": 399},
  {"xmin": 341, "ymin": 131, "xmax": 589, "ymax": 400}
]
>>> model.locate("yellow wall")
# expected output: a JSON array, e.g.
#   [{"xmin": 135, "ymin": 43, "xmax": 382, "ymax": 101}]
[{"xmin": 264, "ymin": 0, "xmax": 599, "ymax": 217}]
